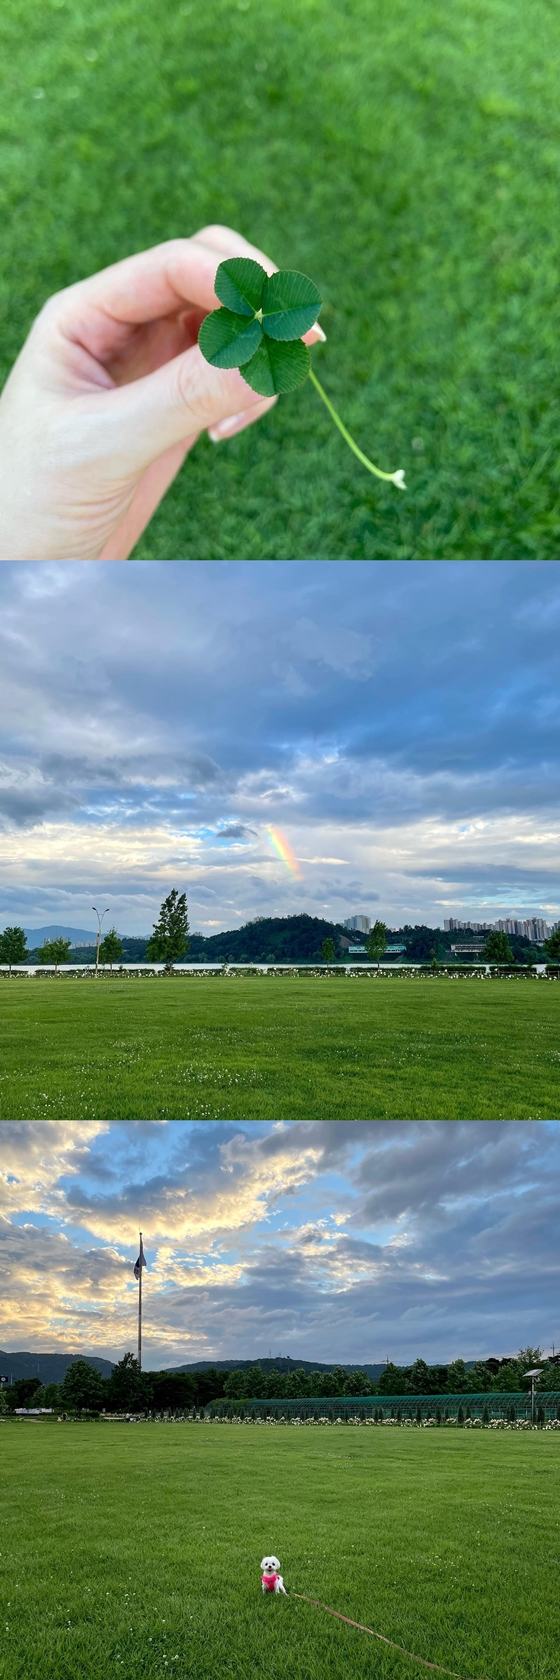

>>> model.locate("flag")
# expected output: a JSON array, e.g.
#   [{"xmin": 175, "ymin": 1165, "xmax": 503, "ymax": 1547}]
[{"xmin": 134, "ymin": 1235, "xmax": 146, "ymax": 1279}]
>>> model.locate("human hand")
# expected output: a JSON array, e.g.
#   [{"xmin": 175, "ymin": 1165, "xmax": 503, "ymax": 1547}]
[{"xmin": 0, "ymin": 225, "xmax": 325, "ymax": 560}]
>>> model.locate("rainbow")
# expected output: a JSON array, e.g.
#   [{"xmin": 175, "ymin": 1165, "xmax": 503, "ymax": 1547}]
[{"xmin": 265, "ymin": 825, "xmax": 302, "ymax": 878}]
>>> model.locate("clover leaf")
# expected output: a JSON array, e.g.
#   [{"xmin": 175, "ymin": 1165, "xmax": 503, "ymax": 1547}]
[
  {"xmin": 199, "ymin": 257, "xmax": 406, "ymax": 489},
  {"xmin": 198, "ymin": 258, "xmax": 321, "ymax": 394}
]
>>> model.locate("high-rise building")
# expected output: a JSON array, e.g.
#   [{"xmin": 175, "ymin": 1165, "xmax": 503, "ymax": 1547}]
[
  {"xmin": 444, "ymin": 918, "xmax": 491, "ymax": 933},
  {"xmin": 524, "ymin": 918, "xmax": 548, "ymax": 941},
  {"xmin": 445, "ymin": 914, "xmax": 552, "ymax": 942},
  {"xmin": 343, "ymin": 914, "xmax": 371, "ymax": 934}
]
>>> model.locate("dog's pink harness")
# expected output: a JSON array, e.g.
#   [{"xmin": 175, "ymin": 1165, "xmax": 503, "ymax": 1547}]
[{"xmin": 262, "ymin": 1573, "xmax": 278, "ymax": 1591}]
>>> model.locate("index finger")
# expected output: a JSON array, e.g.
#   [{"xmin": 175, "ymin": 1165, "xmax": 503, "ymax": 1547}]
[{"xmin": 49, "ymin": 229, "xmax": 278, "ymax": 339}]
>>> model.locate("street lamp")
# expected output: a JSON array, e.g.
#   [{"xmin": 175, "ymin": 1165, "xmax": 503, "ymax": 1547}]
[
  {"xmin": 92, "ymin": 906, "xmax": 110, "ymax": 975},
  {"xmin": 525, "ymin": 1367, "xmax": 543, "ymax": 1426}
]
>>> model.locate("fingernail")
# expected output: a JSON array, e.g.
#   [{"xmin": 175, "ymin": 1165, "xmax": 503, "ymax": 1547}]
[
  {"xmin": 208, "ymin": 411, "xmax": 248, "ymax": 441},
  {"xmin": 312, "ymin": 323, "xmax": 327, "ymax": 342}
]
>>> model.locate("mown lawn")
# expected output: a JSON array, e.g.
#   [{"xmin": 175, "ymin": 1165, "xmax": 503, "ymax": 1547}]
[
  {"xmin": 1, "ymin": 0, "xmax": 560, "ymax": 557},
  {"xmin": 0, "ymin": 1423, "xmax": 557, "ymax": 1680},
  {"xmin": 0, "ymin": 977, "xmax": 558, "ymax": 1117}
]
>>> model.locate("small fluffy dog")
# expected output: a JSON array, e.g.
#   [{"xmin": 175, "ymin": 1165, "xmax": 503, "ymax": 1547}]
[{"xmin": 261, "ymin": 1555, "xmax": 287, "ymax": 1594}]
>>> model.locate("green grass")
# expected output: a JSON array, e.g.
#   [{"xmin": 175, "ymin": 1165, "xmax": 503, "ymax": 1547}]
[
  {"xmin": 1, "ymin": 0, "xmax": 560, "ymax": 557},
  {"xmin": 0, "ymin": 976, "xmax": 558, "ymax": 1117},
  {"xmin": 0, "ymin": 1423, "xmax": 558, "ymax": 1680}
]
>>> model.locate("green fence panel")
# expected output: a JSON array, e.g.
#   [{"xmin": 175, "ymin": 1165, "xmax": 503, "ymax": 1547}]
[{"xmin": 204, "ymin": 1392, "xmax": 560, "ymax": 1422}]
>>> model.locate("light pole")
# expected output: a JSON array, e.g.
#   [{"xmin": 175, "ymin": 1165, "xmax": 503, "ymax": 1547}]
[
  {"xmin": 92, "ymin": 906, "xmax": 110, "ymax": 975},
  {"xmin": 525, "ymin": 1367, "xmax": 543, "ymax": 1425},
  {"xmin": 134, "ymin": 1233, "xmax": 146, "ymax": 1369}
]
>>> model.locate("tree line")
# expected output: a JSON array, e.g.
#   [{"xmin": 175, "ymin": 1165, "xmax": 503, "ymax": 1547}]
[
  {"xmin": 206, "ymin": 1349, "xmax": 560, "ymax": 1399},
  {"xmin": 3, "ymin": 900, "xmax": 560, "ymax": 972},
  {"xmin": 0, "ymin": 1353, "xmax": 214, "ymax": 1414},
  {"xmin": 2, "ymin": 1347, "xmax": 559, "ymax": 1415},
  {"xmin": 0, "ymin": 891, "xmax": 190, "ymax": 972}
]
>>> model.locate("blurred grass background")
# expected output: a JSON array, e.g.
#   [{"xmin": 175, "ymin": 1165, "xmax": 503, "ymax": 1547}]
[{"xmin": 1, "ymin": 0, "xmax": 560, "ymax": 558}]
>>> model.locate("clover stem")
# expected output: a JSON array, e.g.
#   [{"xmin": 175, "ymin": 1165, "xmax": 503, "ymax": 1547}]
[{"xmin": 308, "ymin": 367, "xmax": 404, "ymax": 486}]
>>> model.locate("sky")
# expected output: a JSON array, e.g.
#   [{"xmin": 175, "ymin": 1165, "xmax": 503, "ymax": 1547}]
[
  {"xmin": 0, "ymin": 560, "xmax": 559, "ymax": 935},
  {"xmin": 1, "ymin": 1120, "xmax": 559, "ymax": 1370}
]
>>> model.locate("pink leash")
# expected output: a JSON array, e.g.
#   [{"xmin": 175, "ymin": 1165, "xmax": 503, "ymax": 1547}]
[{"xmin": 291, "ymin": 1593, "xmax": 490, "ymax": 1680}]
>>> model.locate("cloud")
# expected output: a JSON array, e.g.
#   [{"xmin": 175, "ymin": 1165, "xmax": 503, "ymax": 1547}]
[
  {"xmin": 0, "ymin": 561, "xmax": 558, "ymax": 931},
  {"xmin": 0, "ymin": 764, "xmax": 79, "ymax": 827},
  {"xmin": 59, "ymin": 1124, "xmax": 324, "ymax": 1245},
  {"xmin": 0, "ymin": 1122, "xmax": 109, "ymax": 1218},
  {"xmin": 216, "ymin": 824, "xmax": 257, "ymax": 841},
  {"xmin": 287, "ymin": 618, "xmax": 376, "ymax": 678},
  {"xmin": 2, "ymin": 1122, "xmax": 560, "ymax": 1367}
]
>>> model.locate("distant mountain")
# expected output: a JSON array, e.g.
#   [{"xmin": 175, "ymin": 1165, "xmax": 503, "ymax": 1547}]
[
  {"xmin": 169, "ymin": 1357, "xmax": 391, "ymax": 1379},
  {"xmin": 168, "ymin": 1356, "xmax": 482, "ymax": 1377},
  {"xmin": 0, "ymin": 1350, "xmax": 483, "ymax": 1382},
  {"xmin": 0, "ymin": 1350, "xmax": 388, "ymax": 1382},
  {"xmin": 0, "ymin": 1350, "xmax": 114, "ymax": 1382}
]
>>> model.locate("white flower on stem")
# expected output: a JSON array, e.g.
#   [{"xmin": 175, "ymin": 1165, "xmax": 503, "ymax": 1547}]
[{"xmin": 391, "ymin": 469, "xmax": 406, "ymax": 490}]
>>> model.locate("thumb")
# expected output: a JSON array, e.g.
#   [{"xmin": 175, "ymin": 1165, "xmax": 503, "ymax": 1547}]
[{"xmin": 102, "ymin": 341, "xmax": 275, "ymax": 465}]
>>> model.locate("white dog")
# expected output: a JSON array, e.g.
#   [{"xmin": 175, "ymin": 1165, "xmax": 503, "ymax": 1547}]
[{"xmin": 261, "ymin": 1555, "xmax": 287, "ymax": 1594}]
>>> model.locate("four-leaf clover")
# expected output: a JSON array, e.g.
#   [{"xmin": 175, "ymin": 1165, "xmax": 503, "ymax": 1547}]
[
  {"xmin": 198, "ymin": 258, "xmax": 322, "ymax": 395},
  {"xmin": 199, "ymin": 257, "xmax": 406, "ymax": 488}
]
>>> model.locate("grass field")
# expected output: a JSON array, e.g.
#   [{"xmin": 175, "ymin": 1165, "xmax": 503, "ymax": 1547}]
[
  {"xmin": 0, "ymin": 977, "xmax": 558, "ymax": 1118},
  {"xmin": 0, "ymin": 1423, "xmax": 557, "ymax": 1680},
  {"xmin": 1, "ymin": 0, "xmax": 560, "ymax": 557}
]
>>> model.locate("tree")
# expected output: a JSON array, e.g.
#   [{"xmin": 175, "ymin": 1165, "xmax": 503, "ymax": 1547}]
[
  {"xmin": 297, "ymin": 1369, "xmax": 333, "ymax": 1399},
  {"xmin": 106, "ymin": 1352, "xmax": 150, "ymax": 1411},
  {"xmin": 224, "ymin": 1368, "xmax": 251, "ymax": 1401},
  {"xmin": 490, "ymin": 1361, "xmax": 523, "ymax": 1392},
  {"xmin": 407, "ymin": 1359, "xmax": 431, "ymax": 1393},
  {"xmin": 5, "ymin": 1376, "xmax": 42, "ymax": 1409},
  {"xmin": 466, "ymin": 1360, "xmax": 493, "ymax": 1391},
  {"xmin": 265, "ymin": 1370, "xmax": 289, "ymax": 1398},
  {"xmin": 342, "ymin": 1369, "xmax": 374, "ymax": 1396},
  {"xmin": 224, "ymin": 1364, "xmax": 268, "ymax": 1399},
  {"xmin": 32, "ymin": 1382, "xmax": 62, "ymax": 1409},
  {"xmin": 366, "ymin": 920, "xmax": 387, "ymax": 969},
  {"xmin": 146, "ymin": 890, "xmax": 189, "ymax": 969},
  {"xmin": 517, "ymin": 1346, "xmax": 543, "ymax": 1370},
  {"xmin": 37, "ymin": 937, "xmax": 71, "ymax": 972},
  {"xmin": 536, "ymin": 1357, "xmax": 560, "ymax": 1391},
  {"xmin": 544, "ymin": 928, "xmax": 560, "ymax": 963},
  {"xmin": 284, "ymin": 1368, "xmax": 312, "ymax": 1399},
  {"xmin": 305, "ymin": 1371, "xmax": 326, "ymax": 1397},
  {"xmin": 98, "ymin": 928, "xmax": 123, "ymax": 970},
  {"xmin": 404, "ymin": 1359, "xmax": 448, "ymax": 1394},
  {"xmin": 60, "ymin": 1359, "xmax": 107, "ymax": 1413},
  {"xmin": 194, "ymin": 1367, "xmax": 229, "ymax": 1407},
  {"xmin": 482, "ymin": 930, "xmax": 513, "ymax": 964},
  {"xmin": 148, "ymin": 1371, "xmax": 196, "ymax": 1410},
  {"xmin": 430, "ymin": 1365, "xmax": 450, "ymax": 1392},
  {"xmin": 377, "ymin": 1362, "xmax": 410, "ymax": 1394},
  {"xmin": 0, "ymin": 926, "xmax": 28, "ymax": 973},
  {"xmin": 329, "ymin": 1365, "xmax": 350, "ymax": 1394},
  {"xmin": 446, "ymin": 1359, "xmax": 470, "ymax": 1392},
  {"xmin": 321, "ymin": 938, "xmax": 335, "ymax": 962}
]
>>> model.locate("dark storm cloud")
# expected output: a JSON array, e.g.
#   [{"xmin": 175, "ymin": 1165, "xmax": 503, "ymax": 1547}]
[
  {"xmin": 216, "ymin": 824, "xmax": 257, "ymax": 840},
  {"xmin": 1, "ymin": 560, "xmax": 558, "ymax": 796}
]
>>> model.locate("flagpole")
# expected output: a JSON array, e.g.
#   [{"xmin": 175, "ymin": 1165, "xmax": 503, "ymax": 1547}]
[{"xmin": 138, "ymin": 1229, "xmax": 142, "ymax": 1369}]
